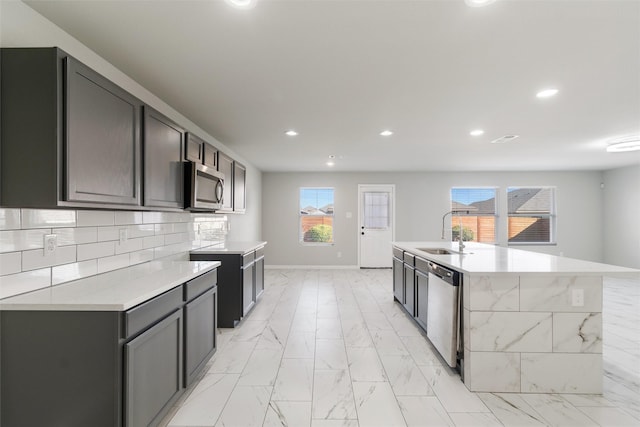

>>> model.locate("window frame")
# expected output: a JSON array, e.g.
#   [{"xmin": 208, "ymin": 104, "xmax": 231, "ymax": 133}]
[
  {"xmin": 299, "ymin": 187, "xmax": 335, "ymax": 246},
  {"xmin": 449, "ymin": 187, "xmax": 498, "ymax": 244},
  {"xmin": 507, "ymin": 186, "xmax": 557, "ymax": 246}
]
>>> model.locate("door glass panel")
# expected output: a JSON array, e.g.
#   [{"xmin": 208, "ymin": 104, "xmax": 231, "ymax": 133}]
[{"xmin": 363, "ymin": 192, "xmax": 390, "ymax": 229}]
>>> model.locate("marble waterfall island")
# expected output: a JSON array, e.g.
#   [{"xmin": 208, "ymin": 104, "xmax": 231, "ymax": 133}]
[{"xmin": 392, "ymin": 241, "xmax": 639, "ymax": 394}]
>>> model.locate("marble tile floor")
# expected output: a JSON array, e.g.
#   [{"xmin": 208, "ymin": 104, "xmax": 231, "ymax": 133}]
[{"xmin": 160, "ymin": 269, "xmax": 640, "ymax": 427}]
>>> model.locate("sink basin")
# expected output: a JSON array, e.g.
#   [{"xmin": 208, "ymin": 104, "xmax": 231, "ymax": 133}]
[{"xmin": 417, "ymin": 248, "xmax": 455, "ymax": 255}]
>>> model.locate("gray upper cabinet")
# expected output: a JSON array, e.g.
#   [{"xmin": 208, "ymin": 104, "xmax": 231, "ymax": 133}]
[
  {"xmin": 233, "ymin": 161, "xmax": 247, "ymax": 213},
  {"xmin": 66, "ymin": 58, "xmax": 142, "ymax": 205},
  {"xmin": 144, "ymin": 107, "xmax": 184, "ymax": 209},
  {"xmin": 185, "ymin": 132, "xmax": 204, "ymax": 163},
  {"xmin": 203, "ymin": 143, "xmax": 218, "ymax": 169},
  {"xmin": 217, "ymin": 151, "xmax": 234, "ymax": 212},
  {"xmin": 0, "ymin": 47, "xmax": 143, "ymax": 209}
]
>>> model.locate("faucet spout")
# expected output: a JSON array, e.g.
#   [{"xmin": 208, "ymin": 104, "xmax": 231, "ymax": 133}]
[{"xmin": 441, "ymin": 209, "xmax": 470, "ymax": 240}]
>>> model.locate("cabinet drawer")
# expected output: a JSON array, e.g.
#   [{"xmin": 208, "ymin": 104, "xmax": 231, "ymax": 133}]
[
  {"xmin": 403, "ymin": 252, "xmax": 415, "ymax": 266},
  {"xmin": 184, "ymin": 269, "xmax": 217, "ymax": 302},
  {"xmin": 242, "ymin": 252, "xmax": 255, "ymax": 267},
  {"xmin": 125, "ymin": 286, "xmax": 183, "ymax": 339},
  {"xmin": 255, "ymin": 246, "xmax": 265, "ymax": 260},
  {"xmin": 393, "ymin": 247, "xmax": 403, "ymax": 259},
  {"xmin": 415, "ymin": 256, "xmax": 429, "ymax": 274}
]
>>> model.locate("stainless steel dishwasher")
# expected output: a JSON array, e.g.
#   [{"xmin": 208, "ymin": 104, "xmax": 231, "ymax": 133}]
[{"xmin": 426, "ymin": 261, "xmax": 461, "ymax": 368}]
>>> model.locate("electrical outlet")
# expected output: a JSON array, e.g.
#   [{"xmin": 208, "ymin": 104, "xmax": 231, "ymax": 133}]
[
  {"xmin": 44, "ymin": 234, "xmax": 57, "ymax": 256},
  {"xmin": 119, "ymin": 228, "xmax": 128, "ymax": 244},
  {"xmin": 572, "ymin": 289, "xmax": 584, "ymax": 307}
]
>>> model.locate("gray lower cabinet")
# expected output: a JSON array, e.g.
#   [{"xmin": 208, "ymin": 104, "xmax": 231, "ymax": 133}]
[
  {"xmin": 125, "ymin": 309, "xmax": 183, "ymax": 427},
  {"xmin": 1, "ymin": 47, "xmax": 143, "ymax": 209},
  {"xmin": 190, "ymin": 247, "xmax": 265, "ymax": 327},
  {"xmin": 403, "ymin": 263, "xmax": 415, "ymax": 316},
  {"xmin": 415, "ymin": 269, "xmax": 429, "ymax": 330},
  {"xmin": 184, "ymin": 285, "xmax": 218, "ymax": 387},
  {"xmin": 0, "ymin": 268, "xmax": 218, "ymax": 427},
  {"xmin": 392, "ymin": 255, "xmax": 404, "ymax": 303}
]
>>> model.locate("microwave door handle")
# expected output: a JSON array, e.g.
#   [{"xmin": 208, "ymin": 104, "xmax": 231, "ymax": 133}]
[{"xmin": 215, "ymin": 180, "xmax": 224, "ymax": 203}]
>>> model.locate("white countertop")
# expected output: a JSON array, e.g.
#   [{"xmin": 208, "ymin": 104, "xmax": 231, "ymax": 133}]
[
  {"xmin": 394, "ymin": 241, "xmax": 640, "ymax": 276},
  {"xmin": 0, "ymin": 260, "xmax": 220, "ymax": 311},
  {"xmin": 191, "ymin": 241, "xmax": 267, "ymax": 255}
]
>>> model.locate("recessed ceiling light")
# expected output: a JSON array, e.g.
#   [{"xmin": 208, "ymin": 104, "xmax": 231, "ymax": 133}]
[
  {"xmin": 470, "ymin": 129, "xmax": 484, "ymax": 136},
  {"xmin": 285, "ymin": 130, "xmax": 298, "ymax": 136},
  {"xmin": 224, "ymin": 0, "xmax": 257, "ymax": 9},
  {"xmin": 606, "ymin": 135, "xmax": 640, "ymax": 152},
  {"xmin": 491, "ymin": 135, "xmax": 519, "ymax": 144},
  {"xmin": 328, "ymin": 155, "xmax": 336, "ymax": 159},
  {"xmin": 465, "ymin": 0, "xmax": 497, "ymax": 7},
  {"xmin": 536, "ymin": 88, "xmax": 559, "ymax": 98},
  {"xmin": 326, "ymin": 161, "xmax": 335, "ymax": 167},
  {"xmin": 380, "ymin": 130, "xmax": 393, "ymax": 136}
]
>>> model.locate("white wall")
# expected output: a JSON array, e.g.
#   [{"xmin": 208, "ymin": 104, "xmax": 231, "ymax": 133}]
[
  {"xmin": 603, "ymin": 164, "xmax": 640, "ymax": 269},
  {"xmin": 0, "ymin": 0, "xmax": 262, "ymax": 242},
  {"xmin": 262, "ymin": 170, "xmax": 605, "ymax": 266}
]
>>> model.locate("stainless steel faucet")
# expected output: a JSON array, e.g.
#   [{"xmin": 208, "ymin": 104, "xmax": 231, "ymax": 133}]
[{"xmin": 441, "ymin": 209, "xmax": 470, "ymax": 241}]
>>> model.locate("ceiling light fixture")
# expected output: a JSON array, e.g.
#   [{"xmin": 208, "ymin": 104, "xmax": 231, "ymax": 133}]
[
  {"xmin": 465, "ymin": 0, "xmax": 497, "ymax": 7},
  {"xmin": 491, "ymin": 135, "xmax": 519, "ymax": 144},
  {"xmin": 224, "ymin": 0, "xmax": 257, "ymax": 9},
  {"xmin": 470, "ymin": 129, "xmax": 484, "ymax": 136},
  {"xmin": 326, "ymin": 161, "xmax": 335, "ymax": 167},
  {"xmin": 606, "ymin": 135, "xmax": 640, "ymax": 152},
  {"xmin": 285, "ymin": 130, "xmax": 298, "ymax": 136},
  {"xmin": 328, "ymin": 155, "xmax": 336, "ymax": 159},
  {"xmin": 380, "ymin": 130, "xmax": 393, "ymax": 136},
  {"xmin": 536, "ymin": 88, "xmax": 559, "ymax": 98}
]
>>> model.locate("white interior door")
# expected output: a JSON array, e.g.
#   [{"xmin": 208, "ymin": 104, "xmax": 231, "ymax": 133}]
[{"xmin": 358, "ymin": 184, "xmax": 394, "ymax": 268}]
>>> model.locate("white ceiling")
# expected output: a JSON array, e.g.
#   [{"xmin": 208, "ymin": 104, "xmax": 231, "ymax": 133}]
[{"xmin": 24, "ymin": 0, "xmax": 640, "ymax": 172}]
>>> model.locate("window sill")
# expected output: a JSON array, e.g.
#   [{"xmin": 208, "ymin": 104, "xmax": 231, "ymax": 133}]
[{"xmin": 508, "ymin": 242, "xmax": 557, "ymax": 246}]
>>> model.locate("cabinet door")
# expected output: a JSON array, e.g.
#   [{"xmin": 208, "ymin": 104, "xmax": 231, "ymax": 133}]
[
  {"xmin": 415, "ymin": 270, "xmax": 428, "ymax": 331},
  {"xmin": 185, "ymin": 287, "xmax": 217, "ymax": 387},
  {"xmin": 254, "ymin": 256, "xmax": 264, "ymax": 299},
  {"xmin": 242, "ymin": 264, "xmax": 255, "ymax": 316},
  {"xmin": 403, "ymin": 264, "xmax": 415, "ymax": 316},
  {"xmin": 66, "ymin": 57, "xmax": 142, "ymax": 206},
  {"xmin": 185, "ymin": 133, "xmax": 203, "ymax": 163},
  {"xmin": 392, "ymin": 257, "xmax": 404, "ymax": 303},
  {"xmin": 233, "ymin": 162, "xmax": 246, "ymax": 213},
  {"xmin": 217, "ymin": 152, "xmax": 234, "ymax": 211},
  {"xmin": 203, "ymin": 143, "xmax": 218, "ymax": 168},
  {"xmin": 144, "ymin": 107, "xmax": 184, "ymax": 208},
  {"xmin": 125, "ymin": 310, "xmax": 183, "ymax": 427}
]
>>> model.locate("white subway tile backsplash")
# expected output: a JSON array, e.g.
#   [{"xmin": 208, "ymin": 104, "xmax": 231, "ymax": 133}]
[
  {"xmin": 0, "ymin": 268, "xmax": 51, "ymax": 299},
  {"xmin": 52, "ymin": 260, "xmax": 98, "ymax": 285},
  {"xmin": 0, "ymin": 252, "xmax": 22, "ymax": 275},
  {"xmin": 1, "ymin": 229, "xmax": 50, "ymax": 253},
  {"xmin": 77, "ymin": 210, "xmax": 115, "ymax": 227},
  {"xmin": 129, "ymin": 249, "xmax": 154, "ymax": 265},
  {"xmin": 127, "ymin": 224, "xmax": 155, "ymax": 238},
  {"xmin": 21, "ymin": 246, "xmax": 76, "ymax": 271},
  {"xmin": 164, "ymin": 232, "xmax": 189, "ymax": 245},
  {"xmin": 0, "ymin": 209, "xmax": 227, "ymax": 299},
  {"xmin": 0, "ymin": 209, "xmax": 21, "ymax": 230},
  {"xmin": 115, "ymin": 237, "xmax": 144, "ymax": 255},
  {"xmin": 56, "ymin": 227, "xmax": 98, "ymax": 246},
  {"xmin": 21, "ymin": 209, "xmax": 76, "ymax": 229},
  {"xmin": 143, "ymin": 235, "xmax": 165, "ymax": 249},
  {"xmin": 97, "ymin": 253, "xmax": 130, "ymax": 273},
  {"xmin": 77, "ymin": 241, "xmax": 115, "ymax": 261},
  {"xmin": 97, "ymin": 226, "xmax": 120, "ymax": 242},
  {"xmin": 115, "ymin": 211, "xmax": 143, "ymax": 225}
]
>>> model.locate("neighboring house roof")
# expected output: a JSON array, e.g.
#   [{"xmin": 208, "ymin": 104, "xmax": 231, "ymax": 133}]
[
  {"xmin": 320, "ymin": 204, "xmax": 334, "ymax": 214},
  {"xmin": 301, "ymin": 206, "xmax": 326, "ymax": 215},
  {"xmin": 508, "ymin": 188, "xmax": 553, "ymax": 214}
]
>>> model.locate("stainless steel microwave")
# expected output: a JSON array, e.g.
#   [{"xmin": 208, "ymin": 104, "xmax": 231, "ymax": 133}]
[{"xmin": 184, "ymin": 162, "xmax": 224, "ymax": 211}]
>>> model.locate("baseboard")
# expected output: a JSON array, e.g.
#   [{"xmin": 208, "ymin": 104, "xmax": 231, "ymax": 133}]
[{"xmin": 265, "ymin": 265, "xmax": 359, "ymax": 270}]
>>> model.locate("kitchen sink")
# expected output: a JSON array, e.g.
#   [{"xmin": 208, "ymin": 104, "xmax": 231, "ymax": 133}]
[{"xmin": 417, "ymin": 248, "xmax": 455, "ymax": 255}]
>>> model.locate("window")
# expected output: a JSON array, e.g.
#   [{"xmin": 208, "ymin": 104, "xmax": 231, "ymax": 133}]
[
  {"xmin": 507, "ymin": 187, "xmax": 556, "ymax": 244},
  {"xmin": 450, "ymin": 188, "xmax": 497, "ymax": 243},
  {"xmin": 300, "ymin": 188, "xmax": 334, "ymax": 244},
  {"xmin": 363, "ymin": 192, "xmax": 390, "ymax": 229}
]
